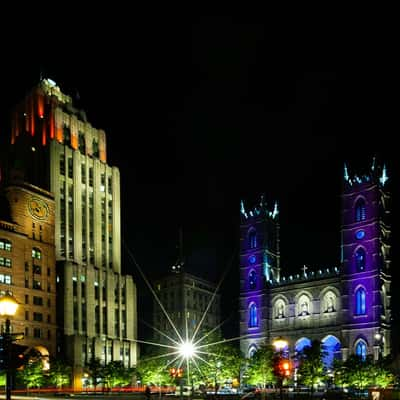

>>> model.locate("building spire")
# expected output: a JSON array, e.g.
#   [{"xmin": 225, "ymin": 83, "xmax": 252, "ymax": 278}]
[
  {"xmin": 171, "ymin": 227, "xmax": 184, "ymax": 273},
  {"xmin": 344, "ymin": 162, "xmax": 350, "ymax": 181}
]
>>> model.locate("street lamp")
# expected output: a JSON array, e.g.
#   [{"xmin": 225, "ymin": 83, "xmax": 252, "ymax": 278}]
[
  {"xmin": 0, "ymin": 292, "xmax": 19, "ymax": 400},
  {"xmin": 272, "ymin": 337, "xmax": 289, "ymax": 400}
]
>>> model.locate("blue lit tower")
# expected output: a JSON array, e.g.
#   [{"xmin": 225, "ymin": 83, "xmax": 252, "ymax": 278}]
[
  {"xmin": 239, "ymin": 197, "xmax": 280, "ymax": 357},
  {"xmin": 340, "ymin": 160, "xmax": 391, "ymax": 360}
]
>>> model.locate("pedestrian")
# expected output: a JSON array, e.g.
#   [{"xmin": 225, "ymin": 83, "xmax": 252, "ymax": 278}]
[{"xmin": 145, "ymin": 385, "xmax": 151, "ymax": 400}]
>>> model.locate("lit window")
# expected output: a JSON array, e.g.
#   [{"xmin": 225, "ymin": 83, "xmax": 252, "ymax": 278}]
[
  {"xmin": 355, "ymin": 248, "xmax": 366, "ymax": 272},
  {"xmin": 32, "ymin": 248, "xmax": 42, "ymax": 260},
  {"xmin": 249, "ymin": 270, "xmax": 256, "ymax": 290},
  {"xmin": 355, "ymin": 288, "xmax": 366, "ymax": 315},
  {"xmin": 355, "ymin": 198, "xmax": 366, "ymax": 222},
  {"xmin": 355, "ymin": 341, "xmax": 367, "ymax": 360},
  {"xmin": 248, "ymin": 303, "xmax": 258, "ymax": 328},
  {"xmin": 248, "ymin": 229, "xmax": 257, "ymax": 249},
  {"xmin": 0, "ymin": 239, "xmax": 12, "ymax": 251}
]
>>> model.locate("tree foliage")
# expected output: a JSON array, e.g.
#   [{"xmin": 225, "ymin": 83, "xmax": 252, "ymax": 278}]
[
  {"xmin": 18, "ymin": 360, "xmax": 46, "ymax": 389},
  {"xmin": 102, "ymin": 361, "xmax": 133, "ymax": 388},
  {"xmin": 297, "ymin": 340, "xmax": 326, "ymax": 390},
  {"xmin": 48, "ymin": 358, "xmax": 72, "ymax": 388},
  {"xmin": 246, "ymin": 344, "xmax": 276, "ymax": 387},
  {"xmin": 334, "ymin": 355, "xmax": 395, "ymax": 390}
]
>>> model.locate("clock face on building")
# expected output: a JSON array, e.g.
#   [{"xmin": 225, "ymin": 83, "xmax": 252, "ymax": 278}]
[{"xmin": 28, "ymin": 197, "xmax": 49, "ymax": 220}]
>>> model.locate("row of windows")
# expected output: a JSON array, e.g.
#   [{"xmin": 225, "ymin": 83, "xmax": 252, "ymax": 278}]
[
  {"xmin": 24, "ymin": 295, "xmax": 51, "ymax": 307},
  {"xmin": 248, "ymin": 288, "xmax": 367, "ymax": 327},
  {"xmin": 0, "ymin": 239, "xmax": 12, "ymax": 251},
  {"xmin": 25, "ymin": 311, "xmax": 51, "ymax": 323}
]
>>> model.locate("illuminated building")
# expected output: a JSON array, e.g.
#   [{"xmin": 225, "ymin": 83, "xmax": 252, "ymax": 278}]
[
  {"xmin": 0, "ymin": 183, "xmax": 57, "ymax": 367},
  {"xmin": 3, "ymin": 79, "xmax": 137, "ymax": 387},
  {"xmin": 239, "ymin": 161, "xmax": 391, "ymax": 366}
]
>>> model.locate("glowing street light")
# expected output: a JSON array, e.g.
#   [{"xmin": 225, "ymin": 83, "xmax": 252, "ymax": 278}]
[
  {"xmin": 0, "ymin": 292, "xmax": 19, "ymax": 400},
  {"xmin": 179, "ymin": 341, "xmax": 196, "ymax": 359}
]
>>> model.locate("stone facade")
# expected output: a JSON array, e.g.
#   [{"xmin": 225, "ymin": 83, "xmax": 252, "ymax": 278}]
[{"xmin": 239, "ymin": 162, "xmax": 391, "ymax": 366}]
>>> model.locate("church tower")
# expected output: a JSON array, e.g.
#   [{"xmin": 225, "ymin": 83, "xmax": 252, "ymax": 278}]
[
  {"xmin": 340, "ymin": 160, "xmax": 391, "ymax": 360},
  {"xmin": 239, "ymin": 197, "xmax": 280, "ymax": 356}
]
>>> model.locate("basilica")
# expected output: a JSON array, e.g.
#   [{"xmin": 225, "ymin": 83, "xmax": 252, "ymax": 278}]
[{"xmin": 239, "ymin": 161, "xmax": 391, "ymax": 367}]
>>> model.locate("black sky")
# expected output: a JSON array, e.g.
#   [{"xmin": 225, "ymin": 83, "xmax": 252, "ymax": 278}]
[{"xmin": 1, "ymin": 16, "xmax": 398, "ymax": 338}]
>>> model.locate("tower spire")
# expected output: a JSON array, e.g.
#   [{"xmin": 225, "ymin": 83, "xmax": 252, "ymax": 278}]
[{"xmin": 172, "ymin": 227, "xmax": 184, "ymax": 273}]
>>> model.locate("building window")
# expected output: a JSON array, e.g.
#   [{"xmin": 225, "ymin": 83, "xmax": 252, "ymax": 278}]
[
  {"xmin": 0, "ymin": 239, "xmax": 12, "ymax": 251},
  {"xmin": 25, "ymin": 295, "xmax": 29, "ymax": 304},
  {"xmin": 248, "ymin": 270, "xmax": 256, "ymax": 290},
  {"xmin": 79, "ymin": 133, "xmax": 85, "ymax": 153},
  {"xmin": 248, "ymin": 229, "xmax": 257, "ymax": 249},
  {"xmin": 33, "ymin": 328, "xmax": 41, "ymax": 338},
  {"xmin": 33, "ymin": 312, "xmax": 43, "ymax": 322},
  {"xmin": 93, "ymin": 140, "xmax": 99, "ymax": 157},
  {"xmin": 248, "ymin": 303, "xmax": 258, "ymax": 328},
  {"xmin": 355, "ymin": 340, "xmax": 367, "ymax": 361},
  {"xmin": 33, "ymin": 280, "xmax": 42, "ymax": 290},
  {"xmin": 0, "ymin": 257, "xmax": 12, "ymax": 267},
  {"xmin": 33, "ymin": 265, "xmax": 42, "ymax": 275},
  {"xmin": 32, "ymin": 248, "xmax": 42, "ymax": 260},
  {"xmin": 355, "ymin": 248, "xmax": 366, "ymax": 272},
  {"xmin": 323, "ymin": 292, "xmax": 336, "ymax": 313},
  {"xmin": 0, "ymin": 274, "xmax": 12, "ymax": 285},
  {"xmin": 33, "ymin": 296, "xmax": 43, "ymax": 306},
  {"xmin": 275, "ymin": 300, "xmax": 285, "ymax": 318},
  {"xmin": 60, "ymin": 154, "xmax": 65, "ymax": 175},
  {"xmin": 355, "ymin": 198, "xmax": 366, "ymax": 222},
  {"xmin": 355, "ymin": 288, "xmax": 366, "ymax": 315}
]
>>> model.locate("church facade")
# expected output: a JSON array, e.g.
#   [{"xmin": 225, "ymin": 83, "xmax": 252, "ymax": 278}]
[{"xmin": 239, "ymin": 161, "xmax": 391, "ymax": 367}]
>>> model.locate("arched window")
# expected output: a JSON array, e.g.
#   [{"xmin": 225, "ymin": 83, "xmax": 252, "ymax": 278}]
[
  {"xmin": 248, "ymin": 229, "xmax": 257, "ymax": 249},
  {"xmin": 248, "ymin": 303, "xmax": 258, "ymax": 328},
  {"xmin": 355, "ymin": 248, "xmax": 366, "ymax": 272},
  {"xmin": 355, "ymin": 288, "xmax": 366, "ymax": 315},
  {"xmin": 249, "ymin": 270, "xmax": 257, "ymax": 290},
  {"xmin": 295, "ymin": 337, "xmax": 311, "ymax": 354},
  {"xmin": 298, "ymin": 294, "xmax": 311, "ymax": 316},
  {"xmin": 355, "ymin": 198, "xmax": 366, "ymax": 222},
  {"xmin": 323, "ymin": 291, "xmax": 336, "ymax": 313},
  {"xmin": 248, "ymin": 345, "xmax": 257, "ymax": 358},
  {"xmin": 32, "ymin": 247, "xmax": 42, "ymax": 260},
  {"xmin": 355, "ymin": 340, "xmax": 367, "ymax": 360},
  {"xmin": 0, "ymin": 239, "xmax": 12, "ymax": 251},
  {"xmin": 275, "ymin": 300, "xmax": 285, "ymax": 318}
]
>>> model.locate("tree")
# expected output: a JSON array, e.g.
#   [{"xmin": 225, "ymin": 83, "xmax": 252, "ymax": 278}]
[
  {"xmin": 297, "ymin": 339, "xmax": 326, "ymax": 394},
  {"xmin": 17, "ymin": 360, "xmax": 45, "ymax": 390},
  {"xmin": 136, "ymin": 357, "xmax": 173, "ymax": 386},
  {"xmin": 334, "ymin": 355, "xmax": 395, "ymax": 392},
  {"xmin": 246, "ymin": 344, "xmax": 276, "ymax": 388},
  {"xmin": 48, "ymin": 358, "xmax": 71, "ymax": 388},
  {"xmin": 86, "ymin": 357, "xmax": 104, "ymax": 389},
  {"xmin": 102, "ymin": 361, "xmax": 133, "ymax": 388}
]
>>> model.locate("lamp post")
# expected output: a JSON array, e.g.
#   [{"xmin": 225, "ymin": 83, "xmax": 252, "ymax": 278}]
[
  {"xmin": 272, "ymin": 337, "xmax": 289, "ymax": 400},
  {"xmin": 0, "ymin": 292, "xmax": 19, "ymax": 400},
  {"xmin": 214, "ymin": 361, "xmax": 221, "ymax": 396}
]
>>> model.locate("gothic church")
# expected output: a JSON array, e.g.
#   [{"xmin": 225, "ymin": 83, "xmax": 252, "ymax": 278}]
[{"xmin": 239, "ymin": 161, "xmax": 391, "ymax": 367}]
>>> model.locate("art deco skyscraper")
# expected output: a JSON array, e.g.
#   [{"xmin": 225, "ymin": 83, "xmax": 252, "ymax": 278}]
[{"xmin": 5, "ymin": 78, "xmax": 137, "ymax": 387}]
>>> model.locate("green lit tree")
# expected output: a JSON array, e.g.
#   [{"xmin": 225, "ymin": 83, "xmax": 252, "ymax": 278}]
[
  {"xmin": 334, "ymin": 355, "xmax": 395, "ymax": 392},
  {"xmin": 102, "ymin": 361, "xmax": 134, "ymax": 388},
  {"xmin": 246, "ymin": 344, "xmax": 276, "ymax": 388},
  {"xmin": 136, "ymin": 356, "xmax": 173, "ymax": 386},
  {"xmin": 297, "ymin": 339, "xmax": 326, "ymax": 395},
  {"xmin": 18, "ymin": 360, "xmax": 46, "ymax": 390},
  {"xmin": 48, "ymin": 358, "xmax": 72, "ymax": 388},
  {"xmin": 86, "ymin": 357, "xmax": 104, "ymax": 389}
]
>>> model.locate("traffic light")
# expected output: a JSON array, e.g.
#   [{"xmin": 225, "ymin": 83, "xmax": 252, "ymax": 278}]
[
  {"xmin": 281, "ymin": 360, "xmax": 291, "ymax": 377},
  {"xmin": 169, "ymin": 367, "xmax": 184, "ymax": 378}
]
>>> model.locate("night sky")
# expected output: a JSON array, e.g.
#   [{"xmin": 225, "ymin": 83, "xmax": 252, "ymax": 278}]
[{"xmin": 1, "ymin": 16, "xmax": 398, "ymax": 339}]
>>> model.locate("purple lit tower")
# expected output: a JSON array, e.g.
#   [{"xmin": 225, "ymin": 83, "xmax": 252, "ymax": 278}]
[
  {"xmin": 340, "ymin": 161, "xmax": 391, "ymax": 360},
  {"xmin": 239, "ymin": 197, "xmax": 280, "ymax": 356}
]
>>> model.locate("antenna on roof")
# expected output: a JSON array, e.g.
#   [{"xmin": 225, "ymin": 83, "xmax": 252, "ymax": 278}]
[{"xmin": 171, "ymin": 227, "xmax": 184, "ymax": 273}]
